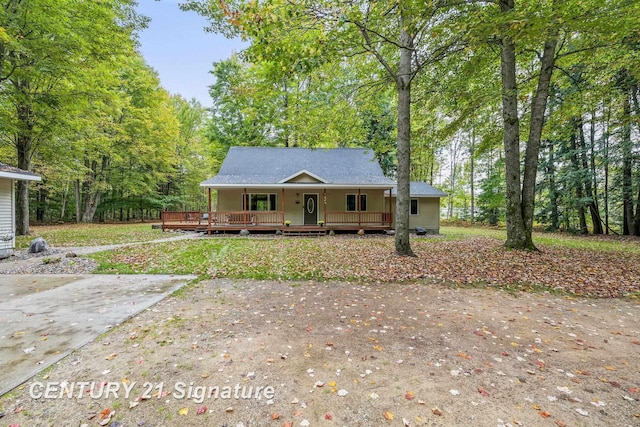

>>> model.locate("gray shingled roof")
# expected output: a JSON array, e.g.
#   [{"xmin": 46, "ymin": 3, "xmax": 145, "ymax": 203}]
[
  {"xmin": 388, "ymin": 181, "xmax": 447, "ymax": 198},
  {"xmin": 201, "ymin": 147, "xmax": 395, "ymax": 187},
  {"xmin": 0, "ymin": 162, "xmax": 41, "ymax": 181}
]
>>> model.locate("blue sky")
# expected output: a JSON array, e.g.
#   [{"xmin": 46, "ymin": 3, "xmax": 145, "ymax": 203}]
[{"xmin": 135, "ymin": 0, "xmax": 247, "ymax": 107}]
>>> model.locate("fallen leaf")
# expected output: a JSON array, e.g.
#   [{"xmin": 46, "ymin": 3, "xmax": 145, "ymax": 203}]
[
  {"xmin": 478, "ymin": 387, "xmax": 490, "ymax": 397},
  {"xmin": 105, "ymin": 353, "xmax": 116, "ymax": 360},
  {"xmin": 432, "ymin": 408, "xmax": 443, "ymax": 416},
  {"xmin": 325, "ymin": 413, "xmax": 333, "ymax": 420},
  {"xmin": 383, "ymin": 410, "xmax": 394, "ymax": 420},
  {"xmin": 179, "ymin": 407, "xmax": 188, "ymax": 415},
  {"xmin": 271, "ymin": 413, "xmax": 279, "ymax": 420},
  {"xmin": 539, "ymin": 411, "xmax": 551, "ymax": 418},
  {"xmin": 196, "ymin": 405, "xmax": 207, "ymax": 415},
  {"xmin": 405, "ymin": 391, "xmax": 415, "ymax": 400}
]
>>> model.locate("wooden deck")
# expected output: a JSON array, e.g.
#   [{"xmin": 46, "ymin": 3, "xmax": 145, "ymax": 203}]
[{"xmin": 161, "ymin": 211, "xmax": 393, "ymax": 234}]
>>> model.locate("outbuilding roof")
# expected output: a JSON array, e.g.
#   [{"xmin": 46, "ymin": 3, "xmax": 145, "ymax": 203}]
[
  {"xmin": 387, "ymin": 181, "xmax": 447, "ymax": 198},
  {"xmin": 0, "ymin": 163, "xmax": 41, "ymax": 181},
  {"xmin": 201, "ymin": 147, "xmax": 396, "ymax": 188}
]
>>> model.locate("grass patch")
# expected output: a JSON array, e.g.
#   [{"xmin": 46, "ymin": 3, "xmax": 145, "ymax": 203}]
[{"xmin": 15, "ymin": 223, "xmax": 165, "ymax": 248}]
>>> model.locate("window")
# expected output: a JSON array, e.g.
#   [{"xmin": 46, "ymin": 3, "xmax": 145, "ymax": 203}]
[
  {"xmin": 410, "ymin": 198, "xmax": 419, "ymax": 215},
  {"xmin": 346, "ymin": 194, "xmax": 367, "ymax": 212},
  {"xmin": 243, "ymin": 193, "xmax": 277, "ymax": 211}
]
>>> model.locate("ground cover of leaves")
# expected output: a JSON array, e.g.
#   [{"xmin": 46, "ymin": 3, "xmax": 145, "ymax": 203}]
[
  {"xmin": 93, "ymin": 235, "xmax": 640, "ymax": 298},
  {"xmin": 2, "ymin": 279, "xmax": 639, "ymax": 427}
]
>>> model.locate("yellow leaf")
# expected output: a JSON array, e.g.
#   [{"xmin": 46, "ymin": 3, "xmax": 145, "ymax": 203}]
[
  {"xmin": 604, "ymin": 365, "xmax": 616, "ymax": 371},
  {"xmin": 179, "ymin": 407, "xmax": 189, "ymax": 415},
  {"xmin": 383, "ymin": 410, "xmax": 394, "ymax": 420}
]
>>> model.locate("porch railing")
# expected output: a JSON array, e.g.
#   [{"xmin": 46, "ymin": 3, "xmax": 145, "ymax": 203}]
[
  {"xmin": 161, "ymin": 211, "xmax": 203, "ymax": 224},
  {"xmin": 325, "ymin": 211, "xmax": 392, "ymax": 226},
  {"xmin": 208, "ymin": 211, "xmax": 285, "ymax": 226},
  {"xmin": 162, "ymin": 210, "xmax": 393, "ymax": 229}
]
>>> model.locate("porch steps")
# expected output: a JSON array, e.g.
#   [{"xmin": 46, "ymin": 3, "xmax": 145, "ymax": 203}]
[{"xmin": 282, "ymin": 228, "xmax": 327, "ymax": 237}]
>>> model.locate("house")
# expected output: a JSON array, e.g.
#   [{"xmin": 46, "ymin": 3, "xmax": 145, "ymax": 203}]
[
  {"xmin": 0, "ymin": 163, "xmax": 41, "ymax": 258},
  {"xmin": 161, "ymin": 147, "xmax": 445, "ymax": 234},
  {"xmin": 387, "ymin": 182, "xmax": 447, "ymax": 234}
]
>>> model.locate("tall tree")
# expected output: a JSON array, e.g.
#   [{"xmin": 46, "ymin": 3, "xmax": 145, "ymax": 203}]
[
  {"xmin": 183, "ymin": 0, "xmax": 470, "ymax": 255},
  {"xmin": 0, "ymin": 0, "xmax": 142, "ymax": 234}
]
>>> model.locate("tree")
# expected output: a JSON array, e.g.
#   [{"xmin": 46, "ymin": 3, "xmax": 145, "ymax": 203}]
[
  {"xmin": 183, "ymin": 0, "xmax": 471, "ymax": 255},
  {"xmin": 0, "ymin": 0, "xmax": 142, "ymax": 233}
]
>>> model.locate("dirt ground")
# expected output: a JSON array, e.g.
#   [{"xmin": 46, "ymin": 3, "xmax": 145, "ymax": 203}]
[{"xmin": 1, "ymin": 278, "xmax": 639, "ymax": 427}]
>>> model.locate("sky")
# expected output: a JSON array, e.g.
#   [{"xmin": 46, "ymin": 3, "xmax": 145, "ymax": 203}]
[{"xmin": 135, "ymin": 0, "xmax": 247, "ymax": 107}]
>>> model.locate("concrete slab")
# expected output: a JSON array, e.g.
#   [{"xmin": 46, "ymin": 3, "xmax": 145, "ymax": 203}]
[{"xmin": 0, "ymin": 274, "xmax": 196, "ymax": 396}]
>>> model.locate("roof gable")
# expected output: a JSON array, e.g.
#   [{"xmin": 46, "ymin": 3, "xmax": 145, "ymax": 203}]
[
  {"xmin": 202, "ymin": 147, "xmax": 395, "ymax": 187},
  {"xmin": 279, "ymin": 170, "xmax": 328, "ymax": 184}
]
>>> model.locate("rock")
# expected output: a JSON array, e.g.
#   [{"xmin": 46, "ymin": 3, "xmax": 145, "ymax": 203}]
[
  {"xmin": 65, "ymin": 252, "xmax": 77, "ymax": 258},
  {"xmin": 357, "ymin": 229, "xmax": 365, "ymax": 236},
  {"xmin": 415, "ymin": 226, "xmax": 427, "ymax": 236},
  {"xmin": 275, "ymin": 230, "xmax": 282, "ymax": 235},
  {"xmin": 28, "ymin": 237, "xmax": 49, "ymax": 254},
  {"xmin": 329, "ymin": 229, "xmax": 335, "ymax": 236},
  {"xmin": 239, "ymin": 229, "xmax": 250, "ymax": 236},
  {"xmin": 151, "ymin": 224, "xmax": 162, "ymax": 230},
  {"xmin": 385, "ymin": 229, "xmax": 396, "ymax": 236}
]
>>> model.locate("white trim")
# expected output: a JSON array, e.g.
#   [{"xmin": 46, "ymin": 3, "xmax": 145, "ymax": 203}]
[
  {"xmin": 201, "ymin": 183, "xmax": 392, "ymax": 189},
  {"xmin": 0, "ymin": 171, "xmax": 41, "ymax": 181},
  {"xmin": 278, "ymin": 169, "xmax": 328, "ymax": 184}
]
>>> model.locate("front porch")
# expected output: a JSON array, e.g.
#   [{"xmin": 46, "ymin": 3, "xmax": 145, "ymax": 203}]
[{"xmin": 160, "ymin": 210, "xmax": 393, "ymax": 234}]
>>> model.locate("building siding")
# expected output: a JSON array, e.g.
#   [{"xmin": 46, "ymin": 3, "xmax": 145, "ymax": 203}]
[
  {"xmin": 0, "ymin": 178, "xmax": 15, "ymax": 257},
  {"xmin": 214, "ymin": 188, "xmax": 389, "ymax": 226}
]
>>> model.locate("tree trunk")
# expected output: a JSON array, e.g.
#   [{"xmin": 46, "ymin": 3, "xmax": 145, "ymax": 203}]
[
  {"xmin": 14, "ymin": 88, "xmax": 34, "ymax": 236},
  {"xmin": 546, "ymin": 140, "xmax": 560, "ymax": 230},
  {"xmin": 577, "ymin": 116, "xmax": 600, "ymax": 233},
  {"xmin": 570, "ymin": 120, "xmax": 587, "ymax": 234},
  {"xmin": 500, "ymin": 0, "xmax": 557, "ymax": 250},
  {"xmin": 499, "ymin": 0, "xmax": 527, "ymax": 248},
  {"xmin": 470, "ymin": 129, "xmax": 475, "ymax": 224},
  {"xmin": 587, "ymin": 112, "xmax": 603, "ymax": 234},
  {"xmin": 394, "ymin": 19, "xmax": 414, "ymax": 256},
  {"xmin": 622, "ymin": 92, "xmax": 634, "ymax": 235}
]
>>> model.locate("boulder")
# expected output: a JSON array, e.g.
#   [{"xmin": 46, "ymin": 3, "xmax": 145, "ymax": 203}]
[
  {"xmin": 415, "ymin": 226, "xmax": 427, "ymax": 236},
  {"xmin": 239, "ymin": 229, "xmax": 250, "ymax": 236},
  {"xmin": 357, "ymin": 229, "xmax": 365, "ymax": 236},
  {"xmin": 385, "ymin": 229, "xmax": 396, "ymax": 236},
  {"xmin": 29, "ymin": 237, "xmax": 49, "ymax": 254}
]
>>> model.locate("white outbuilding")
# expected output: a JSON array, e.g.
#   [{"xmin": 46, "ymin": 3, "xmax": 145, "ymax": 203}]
[{"xmin": 0, "ymin": 163, "xmax": 41, "ymax": 259}]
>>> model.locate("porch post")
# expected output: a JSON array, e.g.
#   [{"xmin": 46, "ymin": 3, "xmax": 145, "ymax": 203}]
[
  {"xmin": 207, "ymin": 188, "xmax": 212, "ymax": 234},
  {"xmin": 358, "ymin": 188, "xmax": 361, "ymax": 226},
  {"xmin": 282, "ymin": 188, "xmax": 285, "ymax": 225},
  {"xmin": 243, "ymin": 188, "xmax": 247, "ymax": 227},
  {"xmin": 323, "ymin": 188, "xmax": 327, "ymax": 225},
  {"xmin": 389, "ymin": 187, "xmax": 393, "ymax": 227}
]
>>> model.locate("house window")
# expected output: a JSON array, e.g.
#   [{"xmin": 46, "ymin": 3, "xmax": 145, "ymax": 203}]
[
  {"xmin": 410, "ymin": 199, "xmax": 419, "ymax": 215},
  {"xmin": 243, "ymin": 193, "xmax": 277, "ymax": 211},
  {"xmin": 346, "ymin": 194, "xmax": 367, "ymax": 212}
]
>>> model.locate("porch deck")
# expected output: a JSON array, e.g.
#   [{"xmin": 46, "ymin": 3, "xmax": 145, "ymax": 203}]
[{"xmin": 161, "ymin": 211, "xmax": 393, "ymax": 234}]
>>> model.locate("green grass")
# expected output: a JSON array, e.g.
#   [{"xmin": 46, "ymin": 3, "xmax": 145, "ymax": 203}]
[
  {"xmin": 15, "ymin": 223, "xmax": 165, "ymax": 248},
  {"xmin": 440, "ymin": 225, "xmax": 640, "ymax": 254}
]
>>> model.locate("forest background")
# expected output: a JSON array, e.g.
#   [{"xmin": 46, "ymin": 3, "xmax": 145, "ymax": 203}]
[{"xmin": 1, "ymin": 0, "xmax": 640, "ymax": 247}]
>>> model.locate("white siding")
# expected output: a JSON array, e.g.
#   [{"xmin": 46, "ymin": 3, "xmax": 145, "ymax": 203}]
[{"xmin": 0, "ymin": 178, "xmax": 15, "ymax": 256}]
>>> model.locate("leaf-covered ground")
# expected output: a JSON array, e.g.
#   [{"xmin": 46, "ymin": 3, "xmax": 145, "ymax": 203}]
[
  {"xmin": 92, "ymin": 235, "xmax": 640, "ymax": 298},
  {"xmin": 3, "ymin": 279, "xmax": 639, "ymax": 426}
]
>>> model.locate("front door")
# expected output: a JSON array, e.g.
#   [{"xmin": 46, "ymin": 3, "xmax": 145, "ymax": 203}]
[{"xmin": 303, "ymin": 194, "xmax": 318, "ymax": 225}]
